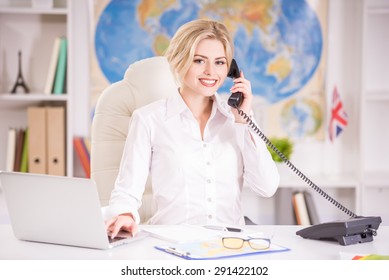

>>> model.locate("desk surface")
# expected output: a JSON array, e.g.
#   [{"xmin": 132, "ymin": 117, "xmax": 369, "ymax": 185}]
[{"xmin": 1, "ymin": 224, "xmax": 388, "ymax": 260}]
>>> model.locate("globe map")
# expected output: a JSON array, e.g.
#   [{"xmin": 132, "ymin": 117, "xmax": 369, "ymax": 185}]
[{"xmin": 95, "ymin": 0, "xmax": 324, "ymax": 138}]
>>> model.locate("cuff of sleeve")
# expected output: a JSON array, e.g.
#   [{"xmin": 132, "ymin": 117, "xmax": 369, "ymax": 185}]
[{"xmin": 106, "ymin": 204, "xmax": 140, "ymax": 224}]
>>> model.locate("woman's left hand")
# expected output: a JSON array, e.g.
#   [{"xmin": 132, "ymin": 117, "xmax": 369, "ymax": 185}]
[{"xmin": 230, "ymin": 71, "xmax": 253, "ymax": 123}]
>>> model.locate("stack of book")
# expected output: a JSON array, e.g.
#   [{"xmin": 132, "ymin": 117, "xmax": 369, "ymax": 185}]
[
  {"xmin": 6, "ymin": 127, "xmax": 29, "ymax": 173},
  {"xmin": 292, "ymin": 191, "xmax": 320, "ymax": 226},
  {"xmin": 44, "ymin": 36, "xmax": 67, "ymax": 95}
]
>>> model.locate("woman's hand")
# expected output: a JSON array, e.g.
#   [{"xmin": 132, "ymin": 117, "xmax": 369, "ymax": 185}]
[
  {"xmin": 105, "ymin": 213, "xmax": 138, "ymax": 239},
  {"xmin": 230, "ymin": 71, "xmax": 253, "ymax": 123}
]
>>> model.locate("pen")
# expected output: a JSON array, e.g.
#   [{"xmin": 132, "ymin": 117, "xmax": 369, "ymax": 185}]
[
  {"xmin": 165, "ymin": 247, "xmax": 190, "ymax": 257},
  {"xmin": 203, "ymin": 225, "xmax": 242, "ymax": 232},
  {"xmin": 226, "ymin": 227, "xmax": 242, "ymax": 232}
]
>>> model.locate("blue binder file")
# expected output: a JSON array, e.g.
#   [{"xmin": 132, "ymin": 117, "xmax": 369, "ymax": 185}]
[{"xmin": 155, "ymin": 239, "xmax": 289, "ymax": 260}]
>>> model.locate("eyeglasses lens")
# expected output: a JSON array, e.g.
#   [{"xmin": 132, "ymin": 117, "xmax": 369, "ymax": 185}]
[{"xmin": 222, "ymin": 237, "xmax": 270, "ymax": 250}]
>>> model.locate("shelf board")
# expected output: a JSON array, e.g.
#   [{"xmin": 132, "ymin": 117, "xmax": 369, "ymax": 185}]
[
  {"xmin": 363, "ymin": 171, "xmax": 389, "ymax": 188},
  {"xmin": 368, "ymin": 7, "xmax": 389, "ymax": 15},
  {"xmin": 0, "ymin": 6, "xmax": 67, "ymax": 15},
  {"xmin": 364, "ymin": 89, "xmax": 389, "ymax": 101},
  {"xmin": 278, "ymin": 173, "xmax": 359, "ymax": 189},
  {"xmin": 0, "ymin": 93, "xmax": 67, "ymax": 109},
  {"xmin": 0, "ymin": 93, "xmax": 67, "ymax": 101}
]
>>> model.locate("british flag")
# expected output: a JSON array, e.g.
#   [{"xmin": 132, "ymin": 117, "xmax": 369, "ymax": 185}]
[{"xmin": 329, "ymin": 86, "xmax": 348, "ymax": 142}]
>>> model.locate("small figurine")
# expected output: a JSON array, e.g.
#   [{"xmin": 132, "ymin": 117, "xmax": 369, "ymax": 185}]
[{"xmin": 11, "ymin": 50, "xmax": 30, "ymax": 94}]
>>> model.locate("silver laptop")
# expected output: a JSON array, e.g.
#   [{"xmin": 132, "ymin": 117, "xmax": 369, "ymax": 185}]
[{"xmin": 0, "ymin": 171, "xmax": 145, "ymax": 250}]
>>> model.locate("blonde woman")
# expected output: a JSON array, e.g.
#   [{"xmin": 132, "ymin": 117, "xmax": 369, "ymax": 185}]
[{"xmin": 106, "ymin": 19, "xmax": 279, "ymax": 238}]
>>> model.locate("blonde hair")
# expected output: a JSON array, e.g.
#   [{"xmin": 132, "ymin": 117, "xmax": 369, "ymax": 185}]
[{"xmin": 164, "ymin": 19, "xmax": 234, "ymax": 85}]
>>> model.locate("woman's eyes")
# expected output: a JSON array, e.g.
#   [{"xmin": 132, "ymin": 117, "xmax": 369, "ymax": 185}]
[
  {"xmin": 215, "ymin": 60, "xmax": 226, "ymax": 66},
  {"xmin": 193, "ymin": 59, "xmax": 226, "ymax": 66},
  {"xmin": 194, "ymin": 59, "xmax": 205, "ymax": 64}
]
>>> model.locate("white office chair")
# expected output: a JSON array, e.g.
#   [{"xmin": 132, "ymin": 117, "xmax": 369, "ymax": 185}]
[{"xmin": 91, "ymin": 56, "xmax": 178, "ymax": 223}]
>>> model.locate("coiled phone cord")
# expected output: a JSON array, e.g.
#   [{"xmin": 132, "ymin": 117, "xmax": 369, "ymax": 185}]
[{"xmin": 236, "ymin": 107, "xmax": 358, "ymax": 218}]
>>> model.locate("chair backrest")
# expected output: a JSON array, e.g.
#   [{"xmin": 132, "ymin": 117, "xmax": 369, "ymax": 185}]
[{"xmin": 91, "ymin": 56, "xmax": 177, "ymax": 223}]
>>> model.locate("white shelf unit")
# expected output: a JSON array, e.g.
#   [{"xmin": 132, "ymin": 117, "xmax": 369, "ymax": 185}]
[
  {"xmin": 0, "ymin": 0, "xmax": 74, "ymax": 176},
  {"xmin": 242, "ymin": 169, "xmax": 360, "ymax": 225},
  {"xmin": 278, "ymin": 172, "xmax": 359, "ymax": 224},
  {"xmin": 360, "ymin": 0, "xmax": 389, "ymax": 223}
]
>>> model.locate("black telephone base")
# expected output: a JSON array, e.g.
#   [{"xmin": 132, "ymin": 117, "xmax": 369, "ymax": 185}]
[
  {"xmin": 336, "ymin": 232, "xmax": 374, "ymax": 246},
  {"xmin": 296, "ymin": 216, "xmax": 382, "ymax": 246}
]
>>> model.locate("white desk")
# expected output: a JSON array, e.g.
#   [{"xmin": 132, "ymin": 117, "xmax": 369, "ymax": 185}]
[{"xmin": 1, "ymin": 224, "xmax": 388, "ymax": 260}]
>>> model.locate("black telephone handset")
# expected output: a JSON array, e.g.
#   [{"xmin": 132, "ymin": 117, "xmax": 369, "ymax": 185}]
[
  {"xmin": 228, "ymin": 59, "xmax": 382, "ymax": 245},
  {"xmin": 227, "ymin": 59, "xmax": 244, "ymax": 108}
]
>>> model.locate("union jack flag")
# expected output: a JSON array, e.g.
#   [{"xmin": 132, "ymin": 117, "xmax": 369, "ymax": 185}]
[{"xmin": 329, "ymin": 86, "xmax": 348, "ymax": 142}]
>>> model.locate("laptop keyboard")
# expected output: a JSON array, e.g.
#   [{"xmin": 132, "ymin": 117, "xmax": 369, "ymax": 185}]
[{"xmin": 108, "ymin": 235, "xmax": 126, "ymax": 244}]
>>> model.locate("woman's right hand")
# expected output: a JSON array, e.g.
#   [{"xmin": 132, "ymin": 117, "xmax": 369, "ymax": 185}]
[{"xmin": 105, "ymin": 213, "xmax": 138, "ymax": 239}]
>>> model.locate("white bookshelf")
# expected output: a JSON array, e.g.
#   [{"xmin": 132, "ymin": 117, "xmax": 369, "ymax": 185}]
[
  {"xmin": 360, "ymin": 0, "xmax": 389, "ymax": 223},
  {"xmin": 277, "ymin": 170, "xmax": 359, "ymax": 223},
  {"xmin": 0, "ymin": 0, "xmax": 90, "ymax": 178},
  {"xmin": 0, "ymin": 0, "xmax": 74, "ymax": 176}
]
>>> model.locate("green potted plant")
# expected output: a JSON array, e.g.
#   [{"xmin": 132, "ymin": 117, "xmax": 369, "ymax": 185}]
[{"xmin": 267, "ymin": 137, "xmax": 293, "ymax": 163}]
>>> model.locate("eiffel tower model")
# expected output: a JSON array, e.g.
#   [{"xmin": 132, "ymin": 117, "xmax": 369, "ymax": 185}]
[{"xmin": 11, "ymin": 50, "xmax": 30, "ymax": 94}]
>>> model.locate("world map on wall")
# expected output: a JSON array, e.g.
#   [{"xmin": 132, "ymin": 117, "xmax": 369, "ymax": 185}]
[
  {"xmin": 95, "ymin": 0, "xmax": 324, "ymax": 105},
  {"xmin": 281, "ymin": 97, "xmax": 323, "ymax": 138}
]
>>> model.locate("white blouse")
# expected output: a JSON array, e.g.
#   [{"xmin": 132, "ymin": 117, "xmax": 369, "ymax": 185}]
[{"xmin": 109, "ymin": 92, "xmax": 280, "ymax": 225}]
